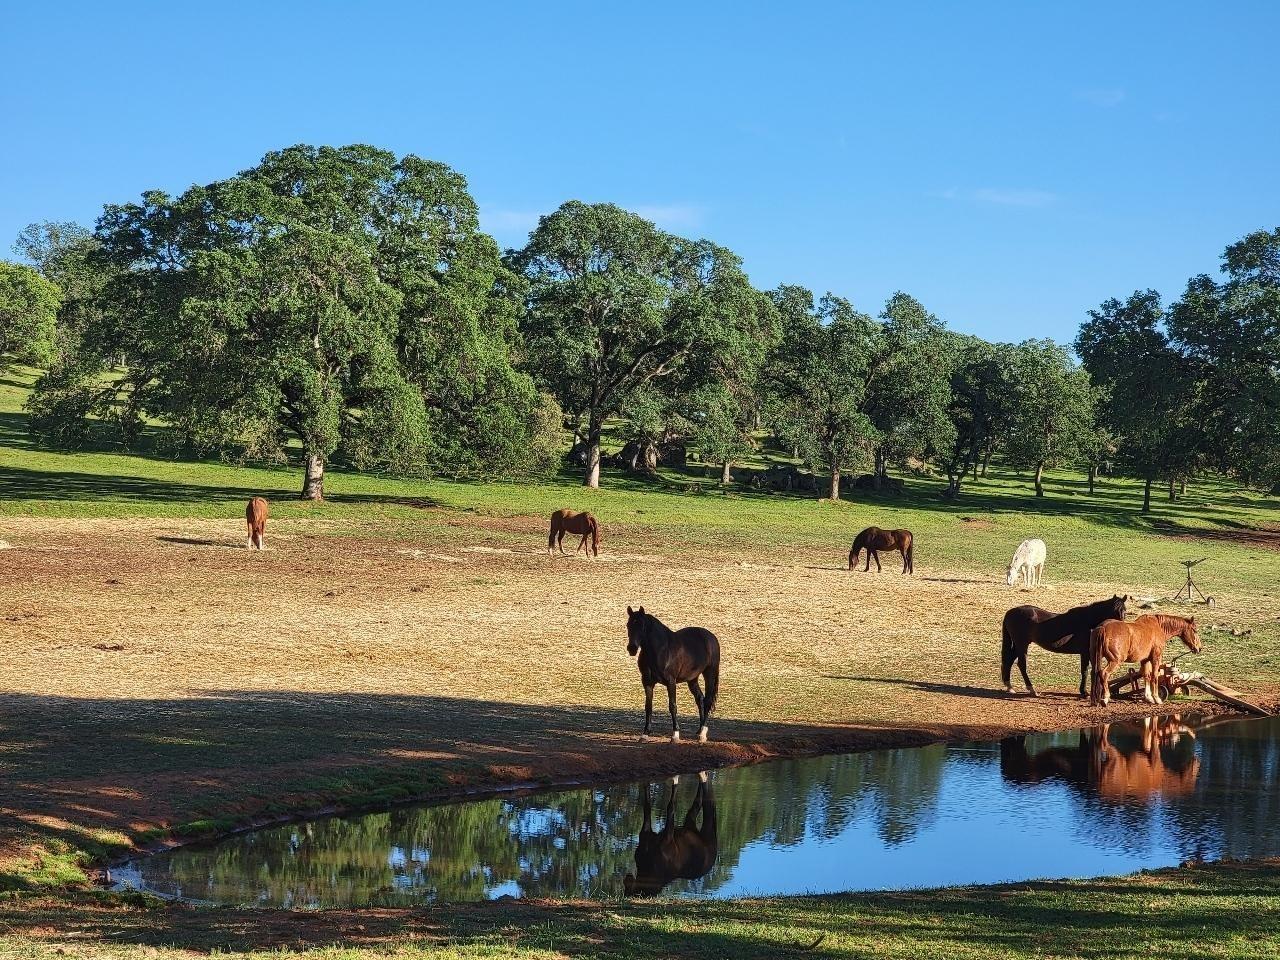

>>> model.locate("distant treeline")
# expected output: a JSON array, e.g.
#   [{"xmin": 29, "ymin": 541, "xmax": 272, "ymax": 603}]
[{"xmin": 1, "ymin": 144, "xmax": 1276, "ymax": 510}]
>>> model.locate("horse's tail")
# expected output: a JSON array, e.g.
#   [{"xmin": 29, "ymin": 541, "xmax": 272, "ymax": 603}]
[
  {"xmin": 702, "ymin": 659, "xmax": 719, "ymax": 719},
  {"xmin": 1000, "ymin": 613, "xmax": 1017, "ymax": 688},
  {"xmin": 590, "ymin": 517, "xmax": 600, "ymax": 557},
  {"xmin": 548, "ymin": 513, "xmax": 559, "ymax": 551},
  {"xmin": 1089, "ymin": 627, "xmax": 1105, "ymax": 706}
]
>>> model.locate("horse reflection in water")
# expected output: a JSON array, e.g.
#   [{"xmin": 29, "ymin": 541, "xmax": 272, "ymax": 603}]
[
  {"xmin": 1001, "ymin": 715, "xmax": 1200, "ymax": 801},
  {"xmin": 624, "ymin": 774, "xmax": 718, "ymax": 896}
]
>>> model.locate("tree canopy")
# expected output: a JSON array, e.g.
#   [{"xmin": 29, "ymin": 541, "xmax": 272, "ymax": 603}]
[{"xmin": 0, "ymin": 261, "xmax": 59, "ymax": 369}]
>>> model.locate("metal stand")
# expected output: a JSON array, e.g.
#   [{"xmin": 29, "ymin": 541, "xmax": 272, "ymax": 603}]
[{"xmin": 1172, "ymin": 558, "xmax": 1209, "ymax": 603}]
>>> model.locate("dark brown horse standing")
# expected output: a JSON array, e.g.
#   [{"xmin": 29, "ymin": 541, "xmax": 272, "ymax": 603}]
[
  {"xmin": 623, "ymin": 774, "xmax": 718, "ymax": 896},
  {"xmin": 547, "ymin": 508, "xmax": 600, "ymax": 557},
  {"xmin": 245, "ymin": 496, "xmax": 269, "ymax": 551},
  {"xmin": 626, "ymin": 606, "xmax": 720, "ymax": 742},
  {"xmin": 1090, "ymin": 614, "xmax": 1201, "ymax": 707},
  {"xmin": 1001, "ymin": 595, "xmax": 1128, "ymax": 697},
  {"xmin": 848, "ymin": 526, "xmax": 914, "ymax": 574}
]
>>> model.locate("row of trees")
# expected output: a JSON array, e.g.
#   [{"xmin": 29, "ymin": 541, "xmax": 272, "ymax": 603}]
[{"xmin": 2, "ymin": 143, "xmax": 1277, "ymax": 508}]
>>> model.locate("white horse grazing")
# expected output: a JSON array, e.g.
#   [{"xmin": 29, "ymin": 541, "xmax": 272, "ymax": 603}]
[{"xmin": 1007, "ymin": 538, "xmax": 1047, "ymax": 588}]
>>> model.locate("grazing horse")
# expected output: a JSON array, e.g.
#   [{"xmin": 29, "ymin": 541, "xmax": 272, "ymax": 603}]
[
  {"xmin": 848, "ymin": 526, "xmax": 914, "ymax": 574},
  {"xmin": 1090, "ymin": 614, "xmax": 1201, "ymax": 707},
  {"xmin": 1001, "ymin": 595, "xmax": 1128, "ymax": 697},
  {"xmin": 623, "ymin": 774, "xmax": 718, "ymax": 896},
  {"xmin": 1006, "ymin": 538, "xmax": 1047, "ymax": 588},
  {"xmin": 626, "ymin": 606, "xmax": 720, "ymax": 742},
  {"xmin": 245, "ymin": 497, "xmax": 269, "ymax": 550},
  {"xmin": 547, "ymin": 508, "xmax": 600, "ymax": 557}
]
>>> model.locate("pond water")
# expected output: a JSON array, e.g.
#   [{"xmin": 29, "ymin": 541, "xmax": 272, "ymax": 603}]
[{"xmin": 113, "ymin": 713, "xmax": 1280, "ymax": 907}]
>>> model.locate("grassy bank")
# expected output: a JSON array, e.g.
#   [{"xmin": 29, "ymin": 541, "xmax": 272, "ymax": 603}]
[{"xmin": 3, "ymin": 858, "xmax": 1279, "ymax": 958}]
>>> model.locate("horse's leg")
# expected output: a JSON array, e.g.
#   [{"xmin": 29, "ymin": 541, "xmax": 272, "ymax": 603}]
[
  {"xmin": 643, "ymin": 683, "xmax": 654, "ymax": 736},
  {"xmin": 1017, "ymin": 650, "xmax": 1037, "ymax": 697},
  {"xmin": 863, "ymin": 550, "xmax": 871, "ymax": 572},
  {"xmin": 687, "ymin": 679, "xmax": 705, "ymax": 729},
  {"xmin": 558, "ymin": 529, "xmax": 569, "ymax": 555},
  {"xmin": 667, "ymin": 683, "xmax": 680, "ymax": 742},
  {"xmin": 901, "ymin": 548, "xmax": 908, "ymax": 574},
  {"xmin": 872, "ymin": 550, "xmax": 881, "ymax": 573},
  {"xmin": 1078, "ymin": 652, "xmax": 1090, "ymax": 698},
  {"xmin": 245, "ymin": 521, "xmax": 254, "ymax": 550},
  {"xmin": 1149, "ymin": 650, "xmax": 1164, "ymax": 704}
]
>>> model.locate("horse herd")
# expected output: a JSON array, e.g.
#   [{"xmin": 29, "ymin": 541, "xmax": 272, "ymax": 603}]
[{"xmin": 241, "ymin": 499, "xmax": 1203, "ymax": 744}]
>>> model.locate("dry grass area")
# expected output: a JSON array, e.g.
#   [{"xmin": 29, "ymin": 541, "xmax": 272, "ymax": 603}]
[{"xmin": 1, "ymin": 512, "xmax": 1277, "ymax": 879}]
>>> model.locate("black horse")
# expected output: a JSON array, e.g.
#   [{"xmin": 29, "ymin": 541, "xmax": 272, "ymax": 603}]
[
  {"xmin": 624, "ymin": 774, "xmax": 718, "ymax": 896},
  {"xmin": 626, "ymin": 606, "xmax": 721, "ymax": 742},
  {"xmin": 1001, "ymin": 595, "xmax": 1128, "ymax": 697}
]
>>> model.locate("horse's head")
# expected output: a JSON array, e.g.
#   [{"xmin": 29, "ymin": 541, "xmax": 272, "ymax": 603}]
[
  {"xmin": 1111, "ymin": 594, "xmax": 1129, "ymax": 620},
  {"xmin": 1005, "ymin": 564, "xmax": 1017, "ymax": 586},
  {"xmin": 1181, "ymin": 616, "xmax": 1201, "ymax": 653},
  {"xmin": 626, "ymin": 605, "xmax": 647, "ymax": 656}
]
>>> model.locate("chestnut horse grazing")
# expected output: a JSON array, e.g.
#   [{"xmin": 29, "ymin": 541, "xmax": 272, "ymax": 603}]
[
  {"xmin": 245, "ymin": 497, "xmax": 269, "ymax": 550},
  {"xmin": 1090, "ymin": 614, "xmax": 1201, "ymax": 706},
  {"xmin": 624, "ymin": 775, "xmax": 717, "ymax": 896},
  {"xmin": 626, "ymin": 606, "xmax": 720, "ymax": 742},
  {"xmin": 1002, "ymin": 595, "xmax": 1128, "ymax": 697},
  {"xmin": 547, "ymin": 508, "xmax": 600, "ymax": 557},
  {"xmin": 848, "ymin": 526, "xmax": 914, "ymax": 574}
]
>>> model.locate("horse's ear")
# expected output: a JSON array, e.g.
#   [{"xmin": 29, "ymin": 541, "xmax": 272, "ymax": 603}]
[
  {"xmin": 627, "ymin": 605, "xmax": 634, "ymax": 616},
  {"xmin": 1189, "ymin": 615, "xmax": 1195, "ymax": 624},
  {"xmin": 639, "ymin": 605, "xmax": 645, "ymax": 614}
]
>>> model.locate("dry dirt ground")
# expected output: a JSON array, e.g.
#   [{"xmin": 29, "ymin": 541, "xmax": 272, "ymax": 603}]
[{"xmin": 1, "ymin": 514, "xmax": 1276, "ymax": 874}]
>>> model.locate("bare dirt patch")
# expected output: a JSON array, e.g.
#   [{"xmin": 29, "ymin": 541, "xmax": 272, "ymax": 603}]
[{"xmin": 0, "ymin": 515, "xmax": 1276, "ymax": 871}]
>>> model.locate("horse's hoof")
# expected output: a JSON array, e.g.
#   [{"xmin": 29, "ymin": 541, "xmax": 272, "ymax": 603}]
[
  {"xmin": 698, "ymin": 726, "xmax": 709, "ymax": 743},
  {"xmin": 1004, "ymin": 686, "xmax": 1015, "ymax": 695},
  {"xmin": 670, "ymin": 731, "xmax": 681, "ymax": 742}
]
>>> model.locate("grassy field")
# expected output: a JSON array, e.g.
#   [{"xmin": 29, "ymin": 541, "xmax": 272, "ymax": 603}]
[
  {"xmin": 3, "ymin": 859, "xmax": 1279, "ymax": 958},
  {"xmin": 2, "ymin": 365, "xmax": 1280, "ymax": 957}
]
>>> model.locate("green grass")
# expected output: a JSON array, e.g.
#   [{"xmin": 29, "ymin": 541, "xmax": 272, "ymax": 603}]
[{"xmin": 2, "ymin": 859, "xmax": 1279, "ymax": 957}]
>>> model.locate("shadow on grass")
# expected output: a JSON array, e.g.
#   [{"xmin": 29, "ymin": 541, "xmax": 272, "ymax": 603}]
[{"xmin": 3, "ymin": 859, "xmax": 1279, "ymax": 957}]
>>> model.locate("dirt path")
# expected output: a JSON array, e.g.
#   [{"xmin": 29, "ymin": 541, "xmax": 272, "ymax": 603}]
[{"xmin": 1, "ymin": 515, "xmax": 1275, "ymax": 869}]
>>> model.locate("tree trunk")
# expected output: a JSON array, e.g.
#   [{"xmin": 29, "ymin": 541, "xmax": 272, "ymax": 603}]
[
  {"xmin": 1168, "ymin": 477, "xmax": 1177, "ymax": 501},
  {"xmin": 301, "ymin": 450, "xmax": 325, "ymax": 501},
  {"xmin": 829, "ymin": 465, "xmax": 841, "ymax": 501},
  {"xmin": 1180, "ymin": 478, "xmax": 1187, "ymax": 496},
  {"xmin": 1034, "ymin": 461, "xmax": 1045, "ymax": 497},
  {"xmin": 980, "ymin": 442, "xmax": 993, "ymax": 477},
  {"xmin": 641, "ymin": 441, "xmax": 658, "ymax": 473},
  {"xmin": 1142, "ymin": 478, "xmax": 1152, "ymax": 514},
  {"xmin": 721, "ymin": 460, "xmax": 732, "ymax": 485},
  {"xmin": 1087, "ymin": 464, "xmax": 1096, "ymax": 495},
  {"xmin": 584, "ymin": 421, "xmax": 602, "ymax": 488}
]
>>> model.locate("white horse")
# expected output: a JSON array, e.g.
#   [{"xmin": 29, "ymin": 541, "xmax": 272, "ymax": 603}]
[{"xmin": 1007, "ymin": 538, "xmax": 1047, "ymax": 588}]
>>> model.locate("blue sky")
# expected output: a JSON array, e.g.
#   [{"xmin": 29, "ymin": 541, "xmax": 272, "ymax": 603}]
[{"xmin": 3, "ymin": 1, "xmax": 1278, "ymax": 344}]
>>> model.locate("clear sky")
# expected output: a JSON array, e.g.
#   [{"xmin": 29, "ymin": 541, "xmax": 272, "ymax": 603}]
[{"xmin": 3, "ymin": 1, "xmax": 1278, "ymax": 344}]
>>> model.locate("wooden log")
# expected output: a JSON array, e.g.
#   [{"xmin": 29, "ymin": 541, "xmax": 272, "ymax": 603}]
[{"xmin": 1187, "ymin": 678, "xmax": 1273, "ymax": 717}]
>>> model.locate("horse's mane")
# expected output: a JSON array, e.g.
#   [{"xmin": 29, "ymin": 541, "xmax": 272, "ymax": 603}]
[{"xmin": 1152, "ymin": 613, "xmax": 1192, "ymax": 633}]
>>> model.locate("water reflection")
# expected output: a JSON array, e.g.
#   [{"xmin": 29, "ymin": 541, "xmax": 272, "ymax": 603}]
[
  {"xmin": 117, "ymin": 714, "xmax": 1280, "ymax": 907},
  {"xmin": 1000, "ymin": 715, "xmax": 1201, "ymax": 800},
  {"xmin": 624, "ymin": 776, "xmax": 717, "ymax": 896}
]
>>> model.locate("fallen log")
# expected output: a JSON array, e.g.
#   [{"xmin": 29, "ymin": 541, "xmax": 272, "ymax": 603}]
[
  {"xmin": 1187, "ymin": 677, "xmax": 1273, "ymax": 717},
  {"xmin": 1104, "ymin": 665, "xmax": 1271, "ymax": 717}
]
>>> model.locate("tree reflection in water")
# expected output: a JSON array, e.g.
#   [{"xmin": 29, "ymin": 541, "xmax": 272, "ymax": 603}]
[{"xmin": 121, "ymin": 714, "xmax": 1280, "ymax": 907}]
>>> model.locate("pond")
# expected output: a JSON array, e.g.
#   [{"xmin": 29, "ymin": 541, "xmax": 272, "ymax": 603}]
[{"xmin": 113, "ymin": 713, "xmax": 1280, "ymax": 907}]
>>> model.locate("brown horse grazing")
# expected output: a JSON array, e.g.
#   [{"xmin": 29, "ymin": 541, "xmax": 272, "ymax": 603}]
[
  {"xmin": 1090, "ymin": 614, "xmax": 1201, "ymax": 706},
  {"xmin": 245, "ymin": 497, "xmax": 269, "ymax": 550},
  {"xmin": 1002, "ymin": 595, "xmax": 1129, "ymax": 697},
  {"xmin": 547, "ymin": 508, "xmax": 600, "ymax": 557},
  {"xmin": 623, "ymin": 774, "xmax": 718, "ymax": 896},
  {"xmin": 848, "ymin": 526, "xmax": 914, "ymax": 574},
  {"xmin": 627, "ymin": 606, "xmax": 720, "ymax": 742}
]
